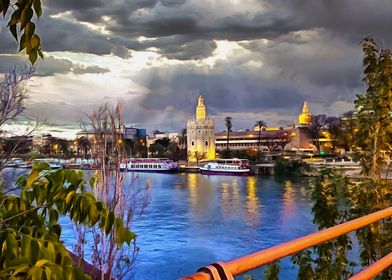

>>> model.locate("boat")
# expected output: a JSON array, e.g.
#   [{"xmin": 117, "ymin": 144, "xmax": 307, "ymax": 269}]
[
  {"xmin": 11, "ymin": 158, "xmax": 32, "ymax": 168},
  {"xmin": 126, "ymin": 158, "xmax": 179, "ymax": 173},
  {"xmin": 32, "ymin": 158, "xmax": 63, "ymax": 169},
  {"xmin": 200, "ymin": 159, "xmax": 250, "ymax": 176}
]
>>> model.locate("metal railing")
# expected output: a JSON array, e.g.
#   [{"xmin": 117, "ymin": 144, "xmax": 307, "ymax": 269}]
[{"xmin": 181, "ymin": 207, "xmax": 392, "ymax": 280}]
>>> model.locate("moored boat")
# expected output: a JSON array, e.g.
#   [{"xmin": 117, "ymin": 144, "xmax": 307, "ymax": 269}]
[
  {"xmin": 126, "ymin": 158, "xmax": 178, "ymax": 173},
  {"xmin": 32, "ymin": 158, "xmax": 63, "ymax": 169},
  {"xmin": 200, "ymin": 159, "xmax": 250, "ymax": 176}
]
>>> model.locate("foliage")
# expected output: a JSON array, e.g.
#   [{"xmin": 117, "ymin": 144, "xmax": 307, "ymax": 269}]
[
  {"xmin": 274, "ymin": 158, "xmax": 310, "ymax": 176},
  {"xmin": 324, "ymin": 116, "xmax": 341, "ymax": 154},
  {"xmin": 337, "ymin": 111, "xmax": 356, "ymax": 152},
  {"xmin": 306, "ymin": 114, "xmax": 327, "ymax": 152},
  {"xmin": 81, "ymin": 103, "xmax": 150, "ymax": 279},
  {"xmin": 0, "ymin": 163, "xmax": 135, "ymax": 279},
  {"xmin": 292, "ymin": 37, "xmax": 392, "ymax": 280},
  {"xmin": 292, "ymin": 168, "xmax": 355, "ymax": 279},
  {"xmin": 264, "ymin": 262, "xmax": 280, "ymax": 280},
  {"xmin": 255, "ymin": 120, "xmax": 267, "ymax": 162},
  {"xmin": 0, "ymin": 66, "xmax": 34, "ymax": 127},
  {"xmin": 354, "ymin": 37, "xmax": 392, "ymax": 178},
  {"xmin": 224, "ymin": 116, "xmax": 232, "ymax": 151},
  {"xmin": 0, "ymin": 0, "xmax": 43, "ymax": 64}
]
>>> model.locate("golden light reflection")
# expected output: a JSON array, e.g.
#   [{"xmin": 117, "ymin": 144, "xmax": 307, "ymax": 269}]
[
  {"xmin": 245, "ymin": 176, "xmax": 261, "ymax": 226},
  {"xmin": 187, "ymin": 174, "xmax": 213, "ymax": 214},
  {"xmin": 282, "ymin": 180, "xmax": 295, "ymax": 222}
]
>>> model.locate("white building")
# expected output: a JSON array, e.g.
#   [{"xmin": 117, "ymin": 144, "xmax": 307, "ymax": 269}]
[{"xmin": 186, "ymin": 95, "xmax": 215, "ymax": 162}]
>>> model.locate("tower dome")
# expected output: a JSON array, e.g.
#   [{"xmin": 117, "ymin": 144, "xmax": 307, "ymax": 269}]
[
  {"xmin": 299, "ymin": 101, "xmax": 311, "ymax": 125},
  {"xmin": 196, "ymin": 95, "xmax": 206, "ymax": 120}
]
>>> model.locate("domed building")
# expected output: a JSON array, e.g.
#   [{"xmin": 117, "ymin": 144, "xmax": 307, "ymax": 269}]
[
  {"xmin": 299, "ymin": 101, "xmax": 312, "ymax": 126},
  {"xmin": 187, "ymin": 96, "xmax": 215, "ymax": 163}
]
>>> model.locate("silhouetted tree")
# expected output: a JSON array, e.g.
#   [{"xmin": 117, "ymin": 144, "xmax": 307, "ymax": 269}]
[
  {"xmin": 255, "ymin": 120, "xmax": 267, "ymax": 161},
  {"xmin": 325, "ymin": 116, "xmax": 341, "ymax": 154},
  {"xmin": 224, "ymin": 116, "xmax": 232, "ymax": 152},
  {"xmin": 77, "ymin": 137, "xmax": 91, "ymax": 158},
  {"xmin": 307, "ymin": 114, "xmax": 327, "ymax": 152}
]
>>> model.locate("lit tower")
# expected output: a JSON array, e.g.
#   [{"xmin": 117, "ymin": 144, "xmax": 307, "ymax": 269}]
[
  {"xmin": 187, "ymin": 95, "xmax": 215, "ymax": 163},
  {"xmin": 196, "ymin": 95, "xmax": 206, "ymax": 120},
  {"xmin": 299, "ymin": 101, "xmax": 312, "ymax": 126}
]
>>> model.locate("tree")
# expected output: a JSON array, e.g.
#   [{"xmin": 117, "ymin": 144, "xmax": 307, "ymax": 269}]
[
  {"xmin": 77, "ymin": 137, "xmax": 91, "ymax": 159},
  {"xmin": 179, "ymin": 128, "xmax": 187, "ymax": 150},
  {"xmin": 0, "ymin": 66, "xmax": 34, "ymax": 127},
  {"xmin": 224, "ymin": 116, "xmax": 232, "ymax": 152},
  {"xmin": 81, "ymin": 103, "xmax": 150, "ymax": 279},
  {"xmin": 337, "ymin": 111, "xmax": 356, "ymax": 152},
  {"xmin": 307, "ymin": 114, "xmax": 327, "ymax": 152},
  {"xmin": 255, "ymin": 120, "xmax": 267, "ymax": 161},
  {"xmin": 325, "ymin": 116, "xmax": 341, "ymax": 154},
  {"xmin": 292, "ymin": 37, "xmax": 392, "ymax": 278},
  {"xmin": 0, "ymin": 66, "xmax": 41, "ymax": 169},
  {"xmin": 193, "ymin": 151, "xmax": 205, "ymax": 165},
  {"xmin": 0, "ymin": 0, "xmax": 43, "ymax": 64},
  {"xmin": 0, "ymin": 164, "xmax": 136, "ymax": 279}
]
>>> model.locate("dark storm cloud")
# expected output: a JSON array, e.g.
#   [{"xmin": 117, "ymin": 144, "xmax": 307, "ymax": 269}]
[
  {"xmin": 0, "ymin": 55, "xmax": 109, "ymax": 76},
  {"xmin": 267, "ymin": 0, "xmax": 392, "ymax": 44}
]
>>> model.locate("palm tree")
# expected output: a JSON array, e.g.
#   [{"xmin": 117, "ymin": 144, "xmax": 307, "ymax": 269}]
[
  {"xmin": 255, "ymin": 120, "xmax": 267, "ymax": 161},
  {"xmin": 180, "ymin": 128, "xmax": 187, "ymax": 150},
  {"xmin": 77, "ymin": 137, "xmax": 91, "ymax": 159},
  {"xmin": 224, "ymin": 116, "xmax": 232, "ymax": 152}
]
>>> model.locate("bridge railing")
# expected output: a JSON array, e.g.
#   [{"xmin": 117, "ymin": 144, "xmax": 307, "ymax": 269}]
[{"xmin": 181, "ymin": 207, "xmax": 392, "ymax": 280}]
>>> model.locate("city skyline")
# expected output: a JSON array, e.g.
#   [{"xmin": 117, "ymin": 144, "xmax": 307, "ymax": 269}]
[{"xmin": 1, "ymin": 1, "xmax": 392, "ymax": 137}]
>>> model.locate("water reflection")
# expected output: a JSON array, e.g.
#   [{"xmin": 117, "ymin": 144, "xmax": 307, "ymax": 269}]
[
  {"xmin": 245, "ymin": 176, "xmax": 261, "ymax": 227},
  {"xmin": 187, "ymin": 173, "xmax": 214, "ymax": 215}
]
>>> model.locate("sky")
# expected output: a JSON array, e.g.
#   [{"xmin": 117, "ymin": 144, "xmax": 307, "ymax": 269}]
[{"xmin": 1, "ymin": 0, "xmax": 392, "ymax": 138}]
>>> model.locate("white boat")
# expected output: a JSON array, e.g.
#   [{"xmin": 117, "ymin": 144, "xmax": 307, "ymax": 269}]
[
  {"xmin": 12, "ymin": 158, "xmax": 32, "ymax": 168},
  {"xmin": 32, "ymin": 158, "xmax": 63, "ymax": 169},
  {"xmin": 126, "ymin": 158, "xmax": 178, "ymax": 173},
  {"xmin": 200, "ymin": 159, "xmax": 250, "ymax": 176}
]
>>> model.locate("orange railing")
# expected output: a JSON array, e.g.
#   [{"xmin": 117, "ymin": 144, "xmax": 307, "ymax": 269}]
[{"xmin": 182, "ymin": 207, "xmax": 392, "ymax": 280}]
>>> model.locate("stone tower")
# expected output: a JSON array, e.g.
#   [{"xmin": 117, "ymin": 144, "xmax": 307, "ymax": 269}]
[
  {"xmin": 299, "ymin": 101, "xmax": 312, "ymax": 126},
  {"xmin": 187, "ymin": 95, "xmax": 215, "ymax": 163}
]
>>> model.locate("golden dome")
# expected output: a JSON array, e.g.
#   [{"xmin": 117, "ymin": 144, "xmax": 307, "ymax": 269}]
[{"xmin": 299, "ymin": 101, "xmax": 311, "ymax": 125}]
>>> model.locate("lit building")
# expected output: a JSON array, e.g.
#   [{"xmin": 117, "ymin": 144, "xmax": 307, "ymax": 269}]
[
  {"xmin": 215, "ymin": 102, "xmax": 316, "ymax": 153},
  {"xmin": 299, "ymin": 101, "xmax": 312, "ymax": 126},
  {"xmin": 187, "ymin": 95, "xmax": 216, "ymax": 162}
]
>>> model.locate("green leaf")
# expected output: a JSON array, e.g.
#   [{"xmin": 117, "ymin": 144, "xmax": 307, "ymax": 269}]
[
  {"xmin": 2, "ymin": 0, "xmax": 10, "ymax": 17},
  {"xmin": 45, "ymin": 267, "xmax": 52, "ymax": 280},
  {"xmin": 35, "ymin": 259, "xmax": 49, "ymax": 268},
  {"xmin": 9, "ymin": 24, "xmax": 17, "ymax": 41},
  {"xmin": 65, "ymin": 191, "xmax": 75, "ymax": 205},
  {"xmin": 30, "ymin": 34, "xmax": 40, "ymax": 50},
  {"xmin": 25, "ymin": 22, "xmax": 35, "ymax": 39},
  {"xmin": 33, "ymin": 0, "xmax": 42, "ymax": 17},
  {"xmin": 8, "ymin": 9, "xmax": 22, "ymax": 26},
  {"xmin": 19, "ymin": 33, "xmax": 26, "ymax": 52},
  {"xmin": 104, "ymin": 212, "xmax": 114, "ymax": 235},
  {"xmin": 38, "ymin": 49, "xmax": 43, "ymax": 59},
  {"xmin": 20, "ymin": 7, "xmax": 33, "ymax": 30},
  {"xmin": 49, "ymin": 209, "xmax": 59, "ymax": 225},
  {"xmin": 89, "ymin": 176, "xmax": 96, "ymax": 188}
]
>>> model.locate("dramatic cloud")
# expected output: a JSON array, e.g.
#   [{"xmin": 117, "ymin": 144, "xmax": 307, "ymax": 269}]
[{"xmin": 1, "ymin": 0, "xmax": 391, "ymax": 137}]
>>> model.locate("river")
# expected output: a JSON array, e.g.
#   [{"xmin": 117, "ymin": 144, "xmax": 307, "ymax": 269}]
[
  {"xmin": 3, "ymin": 169, "xmax": 320, "ymax": 279},
  {"xmin": 116, "ymin": 173, "xmax": 315, "ymax": 279}
]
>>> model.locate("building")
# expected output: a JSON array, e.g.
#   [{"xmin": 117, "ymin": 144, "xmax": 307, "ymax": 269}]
[
  {"xmin": 215, "ymin": 127, "xmax": 295, "ymax": 152},
  {"xmin": 187, "ymin": 95, "xmax": 215, "ymax": 162},
  {"xmin": 76, "ymin": 126, "xmax": 147, "ymax": 157},
  {"xmin": 299, "ymin": 101, "xmax": 312, "ymax": 126},
  {"xmin": 215, "ymin": 102, "xmax": 316, "ymax": 153}
]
